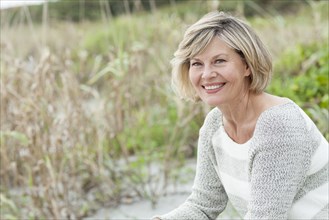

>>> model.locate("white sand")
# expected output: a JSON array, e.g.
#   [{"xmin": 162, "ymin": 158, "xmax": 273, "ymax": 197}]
[{"xmin": 84, "ymin": 159, "xmax": 240, "ymax": 219}]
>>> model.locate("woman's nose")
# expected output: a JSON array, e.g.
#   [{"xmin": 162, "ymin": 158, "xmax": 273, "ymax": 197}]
[{"xmin": 202, "ymin": 65, "xmax": 217, "ymax": 79}]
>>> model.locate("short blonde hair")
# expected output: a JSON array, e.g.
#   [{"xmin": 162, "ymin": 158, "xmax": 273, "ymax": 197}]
[{"xmin": 171, "ymin": 11, "xmax": 272, "ymax": 102}]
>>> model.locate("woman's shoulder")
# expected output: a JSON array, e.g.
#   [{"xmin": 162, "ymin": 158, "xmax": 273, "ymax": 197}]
[
  {"xmin": 204, "ymin": 107, "xmax": 223, "ymax": 128},
  {"xmin": 255, "ymin": 94, "xmax": 297, "ymax": 120},
  {"xmin": 253, "ymin": 99, "xmax": 321, "ymax": 145},
  {"xmin": 256, "ymin": 99, "xmax": 304, "ymax": 129},
  {"xmin": 199, "ymin": 107, "xmax": 223, "ymax": 135}
]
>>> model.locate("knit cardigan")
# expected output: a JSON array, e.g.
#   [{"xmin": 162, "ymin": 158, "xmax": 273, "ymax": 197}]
[{"xmin": 155, "ymin": 101, "xmax": 328, "ymax": 219}]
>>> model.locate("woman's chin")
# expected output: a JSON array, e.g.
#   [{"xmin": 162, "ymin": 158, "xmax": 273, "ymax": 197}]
[{"xmin": 201, "ymin": 96, "xmax": 224, "ymax": 107}]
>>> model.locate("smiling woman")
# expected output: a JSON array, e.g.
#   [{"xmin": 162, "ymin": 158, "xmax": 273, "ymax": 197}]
[{"xmin": 153, "ymin": 11, "xmax": 329, "ymax": 220}]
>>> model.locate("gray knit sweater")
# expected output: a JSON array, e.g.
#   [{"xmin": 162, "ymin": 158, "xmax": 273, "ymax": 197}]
[{"xmin": 155, "ymin": 101, "xmax": 328, "ymax": 219}]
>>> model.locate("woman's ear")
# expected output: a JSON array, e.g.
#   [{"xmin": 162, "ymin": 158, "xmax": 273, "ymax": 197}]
[{"xmin": 244, "ymin": 62, "xmax": 251, "ymax": 77}]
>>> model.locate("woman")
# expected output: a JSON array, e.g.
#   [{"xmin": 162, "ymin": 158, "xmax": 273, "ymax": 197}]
[{"xmin": 153, "ymin": 11, "xmax": 328, "ymax": 219}]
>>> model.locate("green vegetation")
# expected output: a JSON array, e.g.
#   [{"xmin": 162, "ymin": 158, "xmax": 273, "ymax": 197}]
[
  {"xmin": 268, "ymin": 41, "xmax": 329, "ymax": 139},
  {"xmin": 0, "ymin": 0, "xmax": 328, "ymax": 219}
]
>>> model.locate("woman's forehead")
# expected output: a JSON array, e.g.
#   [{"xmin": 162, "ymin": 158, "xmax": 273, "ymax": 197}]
[{"xmin": 190, "ymin": 37, "xmax": 233, "ymax": 59}]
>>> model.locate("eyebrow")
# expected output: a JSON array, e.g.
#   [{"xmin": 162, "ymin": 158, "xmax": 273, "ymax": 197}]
[{"xmin": 191, "ymin": 53, "xmax": 228, "ymax": 61}]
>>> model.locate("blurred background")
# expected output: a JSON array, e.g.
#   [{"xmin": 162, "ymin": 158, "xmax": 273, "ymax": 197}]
[{"xmin": 0, "ymin": 0, "xmax": 328, "ymax": 219}]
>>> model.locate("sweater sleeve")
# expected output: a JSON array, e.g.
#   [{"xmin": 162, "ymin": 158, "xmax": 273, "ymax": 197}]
[
  {"xmin": 154, "ymin": 109, "xmax": 228, "ymax": 220},
  {"xmin": 246, "ymin": 105, "xmax": 318, "ymax": 219}
]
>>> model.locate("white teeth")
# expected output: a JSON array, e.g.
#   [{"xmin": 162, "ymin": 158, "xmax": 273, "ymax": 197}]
[{"xmin": 204, "ymin": 84, "xmax": 224, "ymax": 90}]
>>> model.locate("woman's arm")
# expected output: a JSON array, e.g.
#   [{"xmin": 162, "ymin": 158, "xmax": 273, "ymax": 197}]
[
  {"xmin": 246, "ymin": 106, "xmax": 318, "ymax": 219},
  {"xmin": 154, "ymin": 109, "xmax": 228, "ymax": 219}
]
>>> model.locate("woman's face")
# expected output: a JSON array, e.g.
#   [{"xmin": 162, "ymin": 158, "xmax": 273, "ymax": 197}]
[{"xmin": 189, "ymin": 37, "xmax": 251, "ymax": 107}]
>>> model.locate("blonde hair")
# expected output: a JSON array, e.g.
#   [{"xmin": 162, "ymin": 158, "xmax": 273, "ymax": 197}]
[{"xmin": 171, "ymin": 11, "xmax": 272, "ymax": 102}]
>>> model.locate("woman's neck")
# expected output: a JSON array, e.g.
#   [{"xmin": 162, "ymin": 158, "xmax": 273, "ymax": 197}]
[
  {"xmin": 218, "ymin": 92, "xmax": 263, "ymax": 144},
  {"xmin": 219, "ymin": 91, "xmax": 259, "ymax": 126}
]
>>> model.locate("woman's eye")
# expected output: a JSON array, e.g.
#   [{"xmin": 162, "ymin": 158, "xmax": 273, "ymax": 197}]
[
  {"xmin": 215, "ymin": 59, "xmax": 225, "ymax": 64},
  {"xmin": 191, "ymin": 62, "xmax": 202, "ymax": 67}
]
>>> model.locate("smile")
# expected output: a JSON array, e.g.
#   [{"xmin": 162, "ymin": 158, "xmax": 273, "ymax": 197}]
[{"xmin": 203, "ymin": 83, "xmax": 225, "ymax": 91}]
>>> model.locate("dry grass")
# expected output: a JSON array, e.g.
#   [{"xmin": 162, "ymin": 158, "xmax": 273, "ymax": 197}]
[{"xmin": 0, "ymin": 6, "xmax": 204, "ymax": 219}]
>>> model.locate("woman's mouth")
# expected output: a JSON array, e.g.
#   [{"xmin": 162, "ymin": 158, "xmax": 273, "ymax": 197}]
[{"xmin": 203, "ymin": 83, "xmax": 226, "ymax": 93}]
